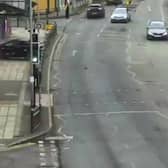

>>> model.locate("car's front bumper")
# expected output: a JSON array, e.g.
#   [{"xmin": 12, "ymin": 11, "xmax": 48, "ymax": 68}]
[
  {"xmin": 87, "ymin": 11, "xmax": 104, "ymax": 18},
  {"xmin": 147, "ymin": 34, "xmax": 168, "ymax": 40},
  {"xmin": 111, "ymin": 18, "xmax": 128, "ymax": 23}
]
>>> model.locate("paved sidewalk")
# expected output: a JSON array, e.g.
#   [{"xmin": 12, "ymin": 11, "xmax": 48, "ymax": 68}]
[
  {"xmin": 0, "ymin": 28, "xmax": 47, "ymax": 144},
  {"xmin": 0, "ymin": 3, "xmax": 85, "ymax": 148}
]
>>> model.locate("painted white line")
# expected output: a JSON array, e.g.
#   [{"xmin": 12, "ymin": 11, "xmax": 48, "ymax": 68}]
[
  {"xmin": 54, "ymin": 111, "xmax": 159, "ymax": 117},
  {"xmin": 160, "ymin": 0, "xmax": 165, "ymax": 20},
  {"xmin": 57, "ymin": 127, "xmax": 63, "ymax": 134},
  {"xmin": 76, "ymin": 33, "xmax": 81, "ymax": 35},
  {"xmin": 40, "ymin": 153, "xmax": 46, "ymax": 157},
  {"xmin": 64, "ymin": 147, "xmax": 70, "ymax": 150},
  {"xmin": 38, "ymin": 140, "xmax": 44, "ymax": 144},
  {"xmin": 97, "ymin": 34, "xmax": 100, "ymax": 37},
  {"xmin": 155, "ymin": 111, "xmax": 168, "ymax": 120},
  {"xmin": 147, "ymin": 6, "xmax": 151, "ymax": 12},
  {"xmin": 45, "ymin": 135, "xmax": 74, "ymax": 141},
  {"xmin": 72, "ymin": 50, "xmax": 78, "ymax": 56},
  {"xmin": 5, "ymin": 93, "xmax": 17, "ymax": 96}
]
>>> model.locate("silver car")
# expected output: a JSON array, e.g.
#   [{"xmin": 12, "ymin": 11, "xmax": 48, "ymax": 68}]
[
  {"xmin": 110, "ymin": 7, "xmax": 131, "ymax": 23},
  {"xmin": 146, "ymin": 20, "xmax": 168, "ymax": 40}
]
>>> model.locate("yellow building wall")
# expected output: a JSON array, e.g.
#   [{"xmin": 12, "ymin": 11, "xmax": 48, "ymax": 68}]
[{"xmin": 36, "ymin": 0, "xmax": 56, "ymax": 13}]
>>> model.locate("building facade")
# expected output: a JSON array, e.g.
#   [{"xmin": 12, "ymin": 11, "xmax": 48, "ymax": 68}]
[{"xmin": 35, "ymin": 0, "xmax": 56, "ymax": 13}]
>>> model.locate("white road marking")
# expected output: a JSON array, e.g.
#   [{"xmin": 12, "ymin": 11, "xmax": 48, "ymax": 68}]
[
  {"xmin": 64, "ymin": 147, "xmax": 70, "ymax": 150},
  {"xmin": 38, "ymin": 140, "xmax": 44, "ymax": 144},
  {"xmin": 5, "ymin": 93, "xmax": 17, "ymax": 96},
  {"xmin": 156, "ymin": 111, "xmax": 168, "ymax": 120},
  {"xmin": 57, "ymin": 127, "xmax": 63, "ymax": 134},
  {"xmin": 147, "ymin": 6, "xmax": 151, "ymax": 12},
  {"xmin": 160, "ymin": 0, "xmax": 165, "ymax": 20},
  {"xmin": 97, "ymin": 34, "xmax": 100, "ymax": 37},
  {"xmin": 45, "ymin": 135, "xmax": 74, "ymax": 141},
  {"xmin": 54, "ymin": 111, "xmax": 159, "ymax": 117},
  {"xmin": 72, "ymin": 50, "xmax": 78, "ymax": 56},
  {"xmin": 40, "ymin": 153, "xmax": 46, "ymax": 157},
  {"xmin": 40, "ymin": 162, "xmax": 47, "ymax": 166},
  {"xmin": 76, "ymin": 32, "xmax": 81, "ymax": 35}
]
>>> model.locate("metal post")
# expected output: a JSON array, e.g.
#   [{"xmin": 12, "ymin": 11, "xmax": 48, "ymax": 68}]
[
  {"xmin": 29, "ymin": 0, "xmax": 35, "ymax": 108},
  {"xmin": 46, "ymin": 0, "xmax": 50, "ymax": 24}
]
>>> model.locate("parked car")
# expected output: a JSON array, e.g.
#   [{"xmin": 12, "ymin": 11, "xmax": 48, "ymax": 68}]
[
  {"xmin": 86, "ymin": 3, "xmax": 105, "ymax": 18},
  {"xmin": 110, "ymin": 7, "xmax": 131, "ymax": 23},
  {"xmin": 0, "ymin": 39, "xmax": 30, "ymax": 60},
  {"xmin": 105, "ymin": 0, "xmax": 122, "ymax": 5},
  {"xmin": 146, "ymin": 20, "xmax": 168, "ymax": 40}
]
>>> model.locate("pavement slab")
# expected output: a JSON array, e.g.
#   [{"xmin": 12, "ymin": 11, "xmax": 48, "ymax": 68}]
[{"xmin": 0, "ymin": 104, "xmax": 18, "ymax": 139}]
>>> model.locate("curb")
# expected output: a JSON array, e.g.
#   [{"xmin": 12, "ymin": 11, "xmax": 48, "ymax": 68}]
[
  {"xmin": 2, "ymin": 13, "xmax": 72, "ymax": 152},
  {"xmin": 6, "ymin": 33, "xmax": 64, "ymax": 150}
]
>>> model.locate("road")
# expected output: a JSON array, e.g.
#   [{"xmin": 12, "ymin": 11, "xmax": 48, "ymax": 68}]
[
  {"xmin": 51, "ymin": 0, "xmax": 168, "ymax": 168},
  {"xmin": 1, "ymin": 0, "xmax": 168, "ymax": 167}
]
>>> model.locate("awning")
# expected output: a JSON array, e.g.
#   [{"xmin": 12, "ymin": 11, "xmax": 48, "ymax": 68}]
[{"xmin": 0, "ymin": 3, "xmax": 24, "ymax": 16}]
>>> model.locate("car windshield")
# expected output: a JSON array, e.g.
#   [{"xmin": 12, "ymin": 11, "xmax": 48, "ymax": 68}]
[
  {"xmin": 149, "ymin": 22, "xmax": 165, "ymax": 29},
  {"xmin": 114, "ymin": 8, "xmax": 126, "ymax": 14},
  {"xmin": 89, "ymin": 4, "xmax": 101, "ymax": 8}
]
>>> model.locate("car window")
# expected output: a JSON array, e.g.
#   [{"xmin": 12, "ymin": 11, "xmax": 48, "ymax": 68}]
[
  {"xmin": 114, "ymin": 8, "xmax": 127, "ymax": 14},
  {"xmin": 149, "ymin": 22, "xmax": 165, "ymax": 29},
  {"xmin": 89, "ymin": 4, "xmax": 102, "ymax": 8}
]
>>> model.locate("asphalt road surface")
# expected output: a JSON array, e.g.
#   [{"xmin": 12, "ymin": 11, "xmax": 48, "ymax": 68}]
[
  {"xmin": 1, "ymin": 0, "xmax": 168, "ymax": 167},
  {"xmin": 52, "ymin": 0, "xmax": 168, "ymax": 168}
]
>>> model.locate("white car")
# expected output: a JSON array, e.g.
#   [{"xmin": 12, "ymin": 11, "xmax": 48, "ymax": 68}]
[
  {"xmin": 146, "ymin": 20, "xmax": 168, "ymax": 40},
  {"xmin": 110, "ymin": 7, "xmax": 131, "ymax": 23}
]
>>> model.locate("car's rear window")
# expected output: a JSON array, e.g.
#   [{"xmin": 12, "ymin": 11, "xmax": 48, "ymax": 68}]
[{"xmin": 89, "ymin": 4, "xmax": 102, "ymax": 8}]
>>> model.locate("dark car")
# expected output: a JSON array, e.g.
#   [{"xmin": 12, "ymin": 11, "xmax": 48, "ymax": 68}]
[
  {"xmin": 0, "ymin": 39, "xmax": 30, "ymax": 60},
  {"xmin": 86, "ymin": 3, "xmax": 105, "ymax": 18},
  {"xmin": 105, "ymin": 0, "xmax": 122, "ymax": 5},
  {"xmin": 146, "ymin": 20, "xmax": 168, "ymax": 40}
]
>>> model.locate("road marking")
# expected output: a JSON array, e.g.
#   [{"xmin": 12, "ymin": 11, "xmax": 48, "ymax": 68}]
[
  {"xmin": 54, "ymin": 111, "xmax": 159, "ymax": 117},
  {"xmin": 57, "ymin": 127, "xmax": 63, "ymax": 134},
  {"xmin": 147, "ymin": 6, "xmax": 151, "ymax": 12},
  {"xmin": 64, "ymin": 147, "xmax": 70, "ymax": 150},
  {"xmin": 76, "ymin": 33, "xmax": 81, "ymax": 35},
  {"xmin": 160, "ymin": 0, "xmax": 165, "ymax": 20},
  {"xmin": 72, "ymin": 50, "xmax": 78, "ymax": 56},
  {"xmin": 97, "ymin": 34, "xmax": 100, "ymax": 37},
  {"xmin": 156, "ymin": 111, "xmax": 168, "ymax": 120},
  {"xmin": 45, "ymin": 135, "xmax": 74, "ymax": 141},
  {"xmin": 4, "ymin": 93, "xmax": 17, "ymax": 96}
]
